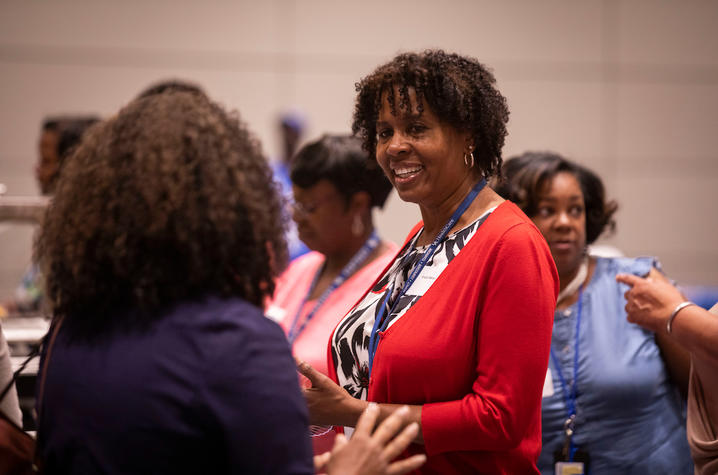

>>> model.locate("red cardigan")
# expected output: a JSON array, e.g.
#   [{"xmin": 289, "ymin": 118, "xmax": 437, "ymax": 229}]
[{"xmin": 328, "ymin": 201, "xmax": 558, "ymax": 474}]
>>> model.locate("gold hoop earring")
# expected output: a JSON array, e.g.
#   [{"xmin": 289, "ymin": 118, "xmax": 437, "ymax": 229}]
[{"xmin": 464, "ymin": 151, "xmax": 475, "ymax": 168}]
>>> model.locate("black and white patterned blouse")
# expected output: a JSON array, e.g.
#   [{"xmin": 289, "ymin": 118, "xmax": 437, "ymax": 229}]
[{"xmin": 331, "ymin": 209, "xmax": 494, "ymax": 400}]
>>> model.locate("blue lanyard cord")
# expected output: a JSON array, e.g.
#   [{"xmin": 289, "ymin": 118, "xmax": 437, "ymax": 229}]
[
  {"xmin": 367, "ymin": 179, "xmax": 486, "ymax": 374},
  {"xmin": 549, "ymin": 285, "xmax": 583, "ymax": 461},
  {"xmin": 287, "ymin": 230, "xmax": 380, "ymax": 344}
]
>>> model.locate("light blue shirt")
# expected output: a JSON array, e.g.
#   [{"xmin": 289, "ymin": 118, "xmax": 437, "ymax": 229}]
[{"xmin": 539, "ymin": 257, "xmax": 693, "ymax": 474}]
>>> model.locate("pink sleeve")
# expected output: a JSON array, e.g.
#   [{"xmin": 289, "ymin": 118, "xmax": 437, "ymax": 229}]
[{"xmin": 421, "ymin": 225, "xmax": 557, "ymax": 454}]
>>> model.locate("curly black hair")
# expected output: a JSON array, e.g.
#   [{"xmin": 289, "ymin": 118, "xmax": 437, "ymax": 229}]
[
  {"xmin": 493, "ymin": 151, "xmax": 618, "ymax": 244},
  {"xmin": 352, "ymin": 49, "xmax": 510, "ymax": 178},
  {"xmin": 36, "ymin": 91, "xmax": 287, "ymax": 336},
  {"xmin": 56, "ymin": 116, "xmax": 101, "ymax": 162},
  {"xmin": 290, "ymin": 134, "xmax": 392, "ymax": 209},
  {"xmin": 136, "ymin": 78, "xmax": 205, "ymax": 99}
]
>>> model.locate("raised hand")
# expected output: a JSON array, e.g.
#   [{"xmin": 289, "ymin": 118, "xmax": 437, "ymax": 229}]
[
  {"xmin": 316, "ymin": 403, "xmax": 426, "ymax": 475},
  {"xmin": 616, "ymin": 269, "xmax": 685, "ymax": 333},
  {"xmin": 296, "ymin": 358, "xmax": 365, "ymax": 427}
]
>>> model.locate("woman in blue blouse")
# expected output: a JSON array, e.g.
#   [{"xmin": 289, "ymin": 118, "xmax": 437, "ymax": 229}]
[{"xmin": 495, "ymin": 152, "xmax": 693, "ymax": 474}]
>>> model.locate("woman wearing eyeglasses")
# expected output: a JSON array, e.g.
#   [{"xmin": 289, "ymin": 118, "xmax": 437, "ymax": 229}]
[{"xmin": 267, "ymin": 134, "xmax": 397, "ymax": 453}]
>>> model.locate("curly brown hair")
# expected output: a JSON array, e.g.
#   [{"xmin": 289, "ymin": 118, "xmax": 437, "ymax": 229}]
[
  {"xmin": 352, "ymin": 49, "xmax": 509, "ymax": 178},
  {"xmin": 494, "ymin": 151, "xmax": 618, "ymax": 244},
  {"xmin": 36, "ymin": 91, "xmax": 287, "ymax": 335}
]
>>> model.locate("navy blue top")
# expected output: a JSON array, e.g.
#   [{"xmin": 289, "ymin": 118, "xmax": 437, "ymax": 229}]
[
  {"xmin": 539, "ymin": 257, "xmax": 693, "ymax": 474},
  {"xmin": 37, "ymin": 297, "xmax": 314, "ymax": 474}
]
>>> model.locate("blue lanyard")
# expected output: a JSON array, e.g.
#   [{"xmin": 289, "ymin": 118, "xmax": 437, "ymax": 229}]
[
  {"xmin": 549, "ymin": 285, "xmax": 583, "ymax": 461},
  {"xmin": 367, "ymin": 179, "xmax": 486, "ymax": 374},
  {"xmin": 287, "ymin": 230, "xmax": 380, "ymax": 345}
]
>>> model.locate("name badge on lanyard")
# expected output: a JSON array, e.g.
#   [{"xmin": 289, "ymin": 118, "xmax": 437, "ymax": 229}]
[
  {"xmin": 554, "ymin": 462, "xmax": 585, "ymax": 475},
  {"xmin": 551, "ymin": 286, "xmax": 590, "ymax": 473}
]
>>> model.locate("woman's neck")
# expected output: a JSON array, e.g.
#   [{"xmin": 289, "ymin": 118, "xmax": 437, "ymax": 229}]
[
  {"xmin": 418, "ymin": 181, "xmax": 501, "ymax": 246},
  {"xmin": 558, "ymin": 266, "xmax": 582, "ymax": 294},
  {"xmin": 322, "ymin": 227, "xmax": 375, "ymax": 275},
  {"xmin": 308, "ymin": 227, "xmax": 380, "ymax": 301},
  {"xmin": 556, "ymin": 256, "xmax": 595, "ymax": 309}
]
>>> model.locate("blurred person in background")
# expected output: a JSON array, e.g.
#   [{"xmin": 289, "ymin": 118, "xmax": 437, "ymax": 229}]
[
  {"xmin": 267, "ymin": 134, "xmax": 397, "ymax": 454},
  {"xmin": 296, "ymin": 50, "xmax": 558, "ymax": 474},
  {"xmin": 496, "ymin": 151, "xmax": 693, "ymax": 474},
  {"xmin": 0, "ymin": 115, "xmax": 99, "ymax": 317},
  {"xmin": 34, "ymin": 90, "xmax": 424, "ymax": 474},
  {"xmin": 272, "ymin": 110, "xmax": 310, "ymax": 261},
  {"xmin": 0, "ymin": 329, "xmax": 22, "ymax": 427},
  {"xmin": 35, "ymin": 118, "xmax": 62, "ymax": 196},
  {"xmin": 617, "ymin": 272, "xmax": 718, "ymax": 474}
]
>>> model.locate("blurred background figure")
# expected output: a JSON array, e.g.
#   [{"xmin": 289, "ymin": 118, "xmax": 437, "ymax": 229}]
[
  {"xmin": 495, "ymin": 151, "xmax": 693, "ymax": 474},
  {"xmin": 36, "ymin": 116, "xmax": 100, "ymax": 196},
  {"xmin": 272, "ymin": 110, "xmax": 310, "ymax": 261},
  {"xmin": 267, "ymin": 134, "xmax": 396, "ymax": 454},
  {"xmin": 1, "ymin": 115, "xmax": 99, "ymax": 316},
  {"xmin": 0, "ymin": 114, "xmax": 99, "ymax": 432},
  {"xmin": 617, "ymin": 272, "xmax": 718, "ymax": 474},
  {"xmin": 35, "ymin": 118, "xmax": 62, "ymax": 196},
  {"xmin": 0, "ymin": 325, "xmax": 22, "ymax": 427}
]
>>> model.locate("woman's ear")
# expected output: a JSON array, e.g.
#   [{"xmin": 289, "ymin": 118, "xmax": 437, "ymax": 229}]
[{"xmin": 463, "ymin": 135, "xmax": 475, "ymax": 154}]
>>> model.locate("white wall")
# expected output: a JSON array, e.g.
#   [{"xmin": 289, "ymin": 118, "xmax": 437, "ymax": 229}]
[{"xmin": 1, "ymin": 0, "xmax": 717, "ymax": 298}]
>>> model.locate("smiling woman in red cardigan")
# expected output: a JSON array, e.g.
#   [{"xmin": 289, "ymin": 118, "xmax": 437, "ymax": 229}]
[{"xmin": 297, "ymin": 50, "xmax": 558, "ymax": 475}]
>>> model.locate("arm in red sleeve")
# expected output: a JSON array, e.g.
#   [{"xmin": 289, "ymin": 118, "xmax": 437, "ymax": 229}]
[{"xmin": 421, "ymin": 224, "xmax": 557, "ymax": 455}]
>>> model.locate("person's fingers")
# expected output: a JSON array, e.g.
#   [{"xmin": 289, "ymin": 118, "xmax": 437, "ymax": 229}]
[
  {"xmin": 354, "ymin": 402, "xmax": 379, "ymax": 436},
  {"xmin": 646, "ymin": 266, "xmax": 670, "ymax": 283},
  {"xmin": 624, "ymin": 303, "xmax": 637, "ymax": 322},
  {"xmin": 331, "ymin": 433, "xmax": 348, "ymax": 452},
  {"xmin": 372, "ymin": 405, "xmax": 409, "ymax": 446},
  {"xmin": 313, "ymin": 451, "xmax": 331, "ymax": 472},
  {"xmin": 296, "ymin": 359, "xmax": 314, "ymax": 377},
  {"xmin": 382, "ymin": 421, "xmax": 419, "ymax": 460},
  {"xmin": 386, "ymin": 454, "xmax": 427, "ymax": 475},
  {"xmin": 297, "ymin": 359, "xmax": 332, "ymax": 388},
  {"xmin": 616, "ymin": 273, "xmax": 641, "ymax": 287}
]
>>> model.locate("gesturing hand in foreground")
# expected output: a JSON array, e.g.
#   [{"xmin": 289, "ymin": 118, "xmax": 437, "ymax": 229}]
[{"xmin": 316, "ymin": 403, "xmax": 426, "ymax": 475}]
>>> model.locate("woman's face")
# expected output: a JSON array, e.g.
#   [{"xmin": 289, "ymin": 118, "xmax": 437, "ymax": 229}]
[
  {"xmin": 375, "ymin": 89, "xmax": 472, "ymax": 209},
  {"xmin": 292, "ymin": 179, "xmax": 355, "ymax": 255},
  {"xmin": 531, "ymin": 172, "xmax": 587, "ymax": 278},
  {"xmin": 36, "ymin": 129, "xmax": 60, "ymax": 195}
]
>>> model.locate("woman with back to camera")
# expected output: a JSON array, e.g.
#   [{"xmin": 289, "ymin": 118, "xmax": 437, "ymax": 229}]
[
  {"xmin": 33, "ymin": 90, "xmax": 424, "ymax": 474},
  {"xmin": 267, "ymin": 134, "xmax": 397, "ymax": 453},
  {"xmin": 496, "ymin": 151, "xmax": 693, "ymax": 474},
  {"xmin": 296, "ymin": 50, "xmax": 559, "ymax": 474}
]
